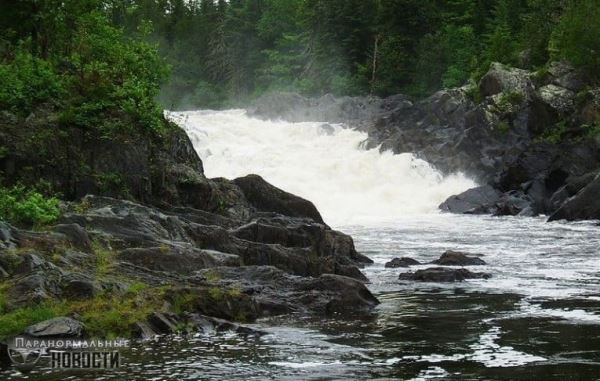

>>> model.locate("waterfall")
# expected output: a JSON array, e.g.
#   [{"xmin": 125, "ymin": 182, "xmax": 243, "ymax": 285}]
[{"xmin": 169, "ymin": 109, "xmax": 476, "ymax": 227}]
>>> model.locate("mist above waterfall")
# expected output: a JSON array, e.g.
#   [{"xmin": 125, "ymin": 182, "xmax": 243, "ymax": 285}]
[{"xmin": 170, "ymin": 109, "xmax": 476, "ymax": 227}]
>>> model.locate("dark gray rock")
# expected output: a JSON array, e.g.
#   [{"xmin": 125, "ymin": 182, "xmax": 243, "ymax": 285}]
[
  {"xmin": 494, "ymin": 190, "xmax": 534, "ymax": 216},
  {"xmin": 52, "ymin": 224, "xmax": 92, "ymax": 251},
  {"xmin": 234, "ymin": 174, "xmax": 324, "ymax": 224},
  {"xmin": 399, "ymin": 267, "xmax": 491, "ymax": 282},
  {"xmin": 431, "ymin": 250, "xmax": 486, "ymax": 266},
  {"xmin": 439, "ymin": 185, "xmax": 501, "ymax": 214},
  {"xmin": 117, "ymin": 246, "xmax": 239, "ymax": 274},
  {"xmin": 549, "ymin": 174, "xmax": 600, "ymax": 221},
  {"xmin": 479, "ymin": 62, "xmax": 533, "ymax": 98},
  {"xmin": 24, "ymin": 317, "xmax": 84, "ymax": 337},
  {"xmin": 59, "ymin": 272, "xmax": 101, "ymax": 299},
  {"xmin": 193, "ymin": 266, "xmax": 379, "ymax": 317},
  {"xmin": 385, "ymin": 257, "xmax": 421, "ymax": 268}
]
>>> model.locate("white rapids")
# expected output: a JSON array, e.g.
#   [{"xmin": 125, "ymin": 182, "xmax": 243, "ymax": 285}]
[{"xmin": 167, "ymin": 109, "xmax": 475, "ymax": 227}]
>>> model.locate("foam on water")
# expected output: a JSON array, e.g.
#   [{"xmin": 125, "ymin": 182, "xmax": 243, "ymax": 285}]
[{"xmin": 168, "ymin": 109, "xmax": 475, "ymax": 227}]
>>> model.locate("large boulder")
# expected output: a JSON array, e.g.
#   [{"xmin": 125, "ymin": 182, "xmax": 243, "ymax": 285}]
[
  {"xmin": 528, "ymin": 84, "xmax": 575, "ymax": 135},
  {"xmin": 479, "ymin": 62, "xmax": 533, "ymax": 98},
  {"xmin": 548, "ymin": 174, "xmax": 600, "ymax": 221},
  {"xmin": 439, "ymin": 185, "xmax": 501, "ymax": 214},
  {"xmin": 233, "ymin": 174, "xmax": 324, "ymax": 223}
]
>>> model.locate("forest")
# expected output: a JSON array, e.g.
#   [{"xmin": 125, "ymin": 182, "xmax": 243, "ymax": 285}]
[{"xmin": 2, "ymin": 0, "xmax": 599, "ymax": 112}]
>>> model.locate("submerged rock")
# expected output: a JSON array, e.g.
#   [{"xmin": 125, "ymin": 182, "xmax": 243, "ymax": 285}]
[
  {"xmin": 399, "ymin": 267, "xmax": 491, "ymax": 282},
  {"xmin": 385, "ymin": 257, "xmax": 421, "ymax": 268},
  {"xmin": 431, "ymin": 250, "xmax": 486, "ymax": 266}
]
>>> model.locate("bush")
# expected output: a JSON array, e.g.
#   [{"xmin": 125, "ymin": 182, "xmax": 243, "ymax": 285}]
[
  {"xmin": 0, "ymin": 186, "xmax": 60, "ymax": 227},
  {"xmin": 0, "ymin": 48, "xmax": 64, "ymax": 115}
]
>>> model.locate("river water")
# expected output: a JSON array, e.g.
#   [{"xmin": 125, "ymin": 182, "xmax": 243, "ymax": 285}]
[{"xmin": 4, "ymin": 110, "xmax": 600, "ymax": 380}]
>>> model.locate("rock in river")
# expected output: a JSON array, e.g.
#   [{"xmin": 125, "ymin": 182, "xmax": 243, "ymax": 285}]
[
  {"xmin": 399, "ymin": 267, "xmax": 491, "ymax": 282},
  {"xmin": 431, "ymin": 250, "xmax": 486, "ymax": 266},
  {"xmin": 384, "ymin": 257, "xmax": 421, "ymax": 268}
]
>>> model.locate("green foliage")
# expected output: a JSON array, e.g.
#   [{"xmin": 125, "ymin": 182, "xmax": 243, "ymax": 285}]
[
  {"xmin": 583, "ymin": 123, "xmax": 600, "ymax": 138},
  {"xmin": 495, "ymin": 91, "xmax": 525, "ymax": 113},
  {"xmin": 541, "ymin": 121, "xmax": 568, "ymax": 144},
  {"xmin": 550, "ymin": 0, "xmax": 600, "ymax": 77},
  {"xmin": 0, "ymin": 49, "xmax": 64, "ymax": 114},
  {"xmin": 0, "ymin": 3, "xmax": 169, "ymax": 136},
  {"xmin": 0, "ymin": 303, "xmax": 64, "ymax": 339},
  {"xmin": 0, "ymin": 185, "xmax": 60, "ymax": 227}
]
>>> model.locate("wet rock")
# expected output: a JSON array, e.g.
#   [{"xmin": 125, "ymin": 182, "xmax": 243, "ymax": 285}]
[
  {"xmin": 132, "ymin": 321, "xmax": 158, "ymax": 339},
  {"xmin": 399, "ymin": 267, "xmax": 491, "ymax": 282},
  {"xmin": 385, "ymin": 257, "xmax": 421, "ymax": 268},
  {"xmin": 318, "ymin": 124, "xmax": 335, "ymax": 136},
  {"xmin": 24, "ymin": 317, "xmax": 84, "ymax": 337},
  {"xmin": 431, "ymin": 250, "xmax": 486, "ymax": 266},
  {"xmin": 147, "ymin": 312, "xmax": 179, "ymax": 334},
  {"xmin": 193, "ymin": 266, "xmax": 379, "ymax": 317},
  {"xmin": 439, "ymin": 185, "xmax": 501, "ymax": 214},
  {"xmin": 186, "ymin": 313, "xmax": 264, "ymax": 336},
  {"xmin": 233, "ymin": 174, "xmax": 324, "ymax": 224},
  {"xmin": 493, "ymin": 190, "xmax": 534, "ymax": 216},
  {"xmin": 549, "ymin": 173, "xmax": 600, "ymax": 221}
]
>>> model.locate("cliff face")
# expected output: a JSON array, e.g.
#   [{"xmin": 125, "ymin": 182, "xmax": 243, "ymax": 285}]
[{"xmin": 250, "ymin": 62, "xmax": 600, "ymax": 221}]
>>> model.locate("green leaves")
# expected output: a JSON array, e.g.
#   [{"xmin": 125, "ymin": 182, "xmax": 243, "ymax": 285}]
[
  {"xmin": 0, "ymin": 49, "xmax": 64, "ymax": 115},
  {"xmin": 0, "ymin": 185, "xmax": 60, "ymax": 228}
]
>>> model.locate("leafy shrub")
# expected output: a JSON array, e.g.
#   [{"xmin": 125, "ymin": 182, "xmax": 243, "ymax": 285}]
[
  {"xmin": 0, "ymin": 186, "xmax": 60, "ymax": 227},
  {"xmin": 540, "ymin": 121, "xmax": 568, "ymax": 144},
  {"xmin": 0, "ymin": 49, "xmax": 64, "ymax": 114}
]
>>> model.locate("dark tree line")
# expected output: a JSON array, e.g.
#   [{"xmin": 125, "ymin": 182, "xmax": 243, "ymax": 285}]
[{"xmin": 1, "ymin": 0, "xmax": 599, "ymax": 110}]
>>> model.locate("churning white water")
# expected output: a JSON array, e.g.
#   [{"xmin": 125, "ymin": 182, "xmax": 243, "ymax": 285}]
[{"xmin": 168, "ymin": 109, "xmax": 475, "ymax": 227}]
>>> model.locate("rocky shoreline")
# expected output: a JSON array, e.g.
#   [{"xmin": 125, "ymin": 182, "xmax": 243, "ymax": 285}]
[
  {"xmin": 0, "ymin": 108, "xmax": 379, "ymax": 352},
  {"xmin": 249, "ymin": 61, "xmax": 600, "ymax": 222}
]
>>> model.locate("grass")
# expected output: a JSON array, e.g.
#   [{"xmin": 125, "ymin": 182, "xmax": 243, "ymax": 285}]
[
  {"xmin": 0, "ymin": 303, "xmax": 65, "ymax": 339},
  {"xmin": 91, "ymin": 239, "xmax": 117, "ymax": 276}
]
